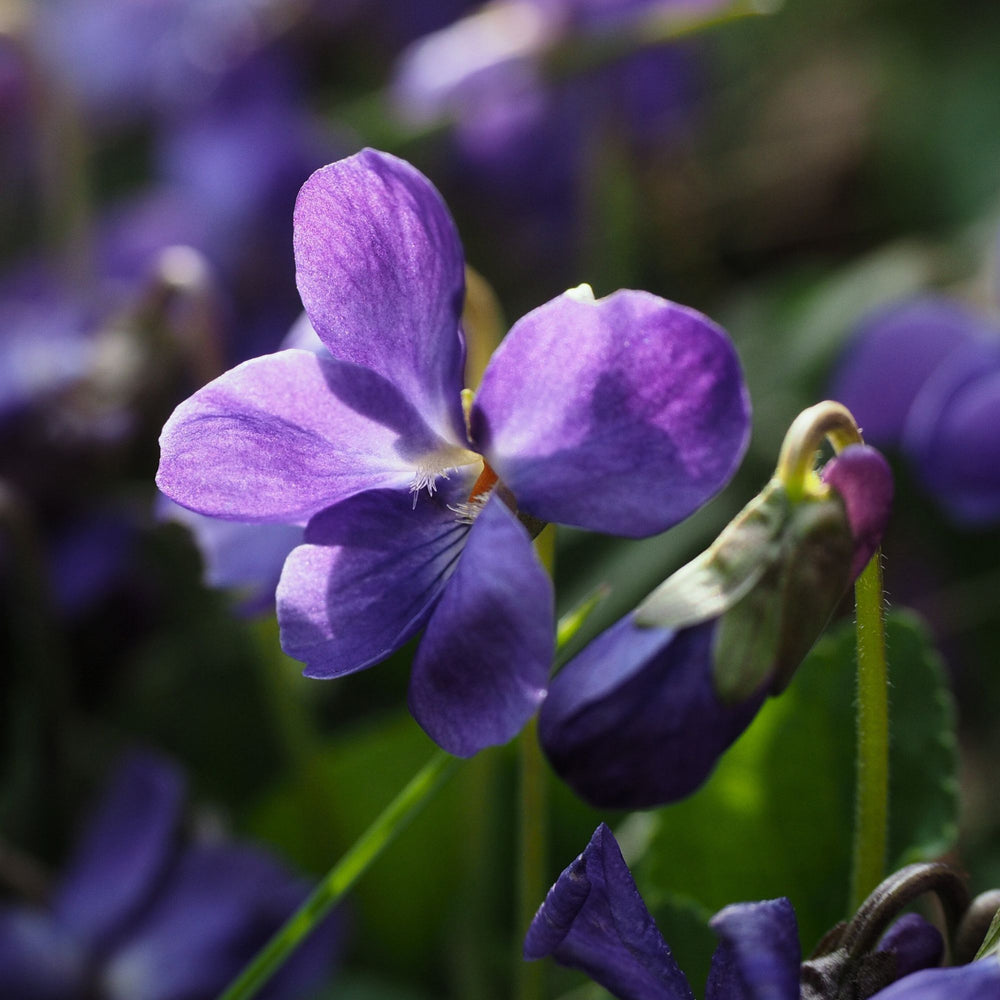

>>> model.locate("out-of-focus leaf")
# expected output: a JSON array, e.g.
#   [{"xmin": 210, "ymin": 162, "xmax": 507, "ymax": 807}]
[{"xmin": 634, "ymin": 611, "xmax": 958, "ymax": 960}]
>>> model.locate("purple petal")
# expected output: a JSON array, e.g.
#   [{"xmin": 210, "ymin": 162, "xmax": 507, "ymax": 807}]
[
  {"xmin": 293, "ymin": 149, "xmax": 467, "ymax": 442},
  {"xmin": 706, "ymin": 898, "xmax": 800, "ymax": 1000},
  {"xmin": 538, "ymin": 616, "xmax": 764, "ymax": 809},
  {"xmin": 0, "ymin": 908, "xmax": 86, "ymax": 1000},
  {"xmin": 903, "ymin": 339, "xmax": 1000, "ymax": 524},
  {"xmin": 158, "ymin": 349, "xmax": 442, "ymax": 522},
  {"xmin": 407, "ymin": 494, "xmax": 552, "ymax": 756},
  {"xmin": 822, "ymin": 444, "xmax": 894, "ymax": 579},
  {"xmin": 871, "ymin": 960, "xmax": 1000, "ymax": 999},
  {"xmin": 524, "ymin": 823, "xmax": 695, "ymax": 1000},
  {"xmin": 877, "ymin": 914, "xmax": 943, "ymax": 980},
  {"xmin": 277, "ymin": 483, "xmax": 474, "ymax": 678},
  {"xmin": 52, "ymin": 752, "xmax": 184, "ymax": 952},
  {"xmin": 472, "ymin": 288, "xmax": 750, "ymax": 538},
  {"xmin": 829, "ymin": 297, "xmax": 987, "ymax": 448},
  {"xmin": 101, "ymin": 843, "xmax": 341, "ymax": 1000}
]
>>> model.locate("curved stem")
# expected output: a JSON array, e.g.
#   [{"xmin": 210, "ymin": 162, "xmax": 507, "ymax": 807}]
[
  {"xmin": 774, "ymin": 400, "xmax": 863, "ymax": 501},
  {"xmin": 842, "ymin": 862, "xmax": 970, "ymax": 958},
  {"xmin": 216, "ymin": 749, "xmax": 459, "ymax": 1000}
]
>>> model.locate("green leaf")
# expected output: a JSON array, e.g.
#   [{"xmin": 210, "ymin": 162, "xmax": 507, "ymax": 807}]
[{"xmin": 633, "ymin": 611, "xmax": 958, "ymax": 960}]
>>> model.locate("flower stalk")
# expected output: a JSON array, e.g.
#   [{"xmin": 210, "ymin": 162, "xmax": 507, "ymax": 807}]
[
  {"xmin": 216, "ymin": 749, "xmax": 460, "ymax": 1000},
  {"xmin": 773, "ymin": 401, "xmax": 890, "ymax": 913}
]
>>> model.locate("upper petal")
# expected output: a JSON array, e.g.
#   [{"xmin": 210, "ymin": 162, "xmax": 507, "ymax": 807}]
[
  {"xmin": 524, "ymin": 823, "xmax": 695, "ymax": 1000},
  {"xmin": 407, "ymin": 494, "xmax": 553, "ymax": 756},
  {"xmin": 538, "ymin": 616, "xmax": 763, "ymax": 809},
  {"xmin": 276, "ymin": 482, "xmax": 474, "ymax": 678},
  {"xmin": 52, "ymin": 752, "xmax": 184, "ymax": 952},
  {"xmin": 706, "ymin": 898, "xmax": 801, "ymax": 1000},
  {"xmin": 871, "ymin": 960, "xmax": 1000, "ymax": 999},
  {"xmin": 157, "ymin": 349, "xmax": 439, "ymax": 522},
  {"xmin": 877, "ymin": 914, "xmax": 943, "ymax": 980},
  {"xmin": 472, "ymin": 287, "xmax": 750, "ymax": 537},
  {"xmin": 294, "ymin": 148, "xmax": 468, "ymax": 442},
  {"xmin": 822, "ymin": 444, "xmax": 894, "ymax": 579}
]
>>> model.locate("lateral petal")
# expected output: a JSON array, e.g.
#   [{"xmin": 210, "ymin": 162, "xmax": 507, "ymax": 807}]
[
  {"xmin": 472, "ymin": 288, "xmax": 750, "ymax": 538},
  {"xmin": 524, "ymin": 823, "xmax": 695, "ymax": 1000},
  {"xmin": 407, "ymin": 494, "xmax": 552, "ymax": 756},
  {"xmin": 538, "ymin": 616, "xmax": 763, "ymax": 809},
  {"xmin": 294, "ymin": 149, "xmax": 468, "ymax": 442},
  {"xmin": 157, "ymin": 349, "xmax": 436, "ymax": 522},
  {"xmin": 276, "ymin": 485, "xmax": 473, "ymax": 679}
]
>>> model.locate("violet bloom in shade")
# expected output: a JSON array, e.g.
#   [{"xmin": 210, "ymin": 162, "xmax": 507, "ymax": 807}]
[
  {"xmin": 525, "ymin": 824, "xmax": 1000, "ymax": 1000},
  {"xmin": 540, "ymin": 441, "xmax": 893, "ymax": 809},
  {"xmin": 831, "ymin": 295, "xmax": 1000, "ymax": 526},
  {"xmin": 0, "ymin": 752, "xmax": 341, "ymax": 1000},
  {"xmin": 157, "ymin": 147, "xmax": 750, "ymax": 756}
]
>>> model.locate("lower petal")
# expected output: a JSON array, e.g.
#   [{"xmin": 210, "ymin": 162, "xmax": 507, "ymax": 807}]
[
  {"xmin": 408, "ymin": 494, "xmax": 552, "ymax": 756},
  {"xmin": 277, "ymin": 485, "xmax": 472, "ymax": 678},
  {"xmin": 871, "ymin": 962, "xmax": 1000, "ymax": 999}
]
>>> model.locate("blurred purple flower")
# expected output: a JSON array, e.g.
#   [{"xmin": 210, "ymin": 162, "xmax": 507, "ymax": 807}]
[
  {"xmin": 32, "ymin": 0, "xmax": 299, "ymax": 125},
  {"xmin": 540, "ymin": 443, "xmax": 892, "ymax": 808},
  {"xmin": 157, "ymin": 147, "xmax": 750, "ymax": 756},
  {"xmin": 0, "ymin": 752, "xmax": 341, "ymax": 1000},
  {"xmin": 525, "ymin": 824, "xmax": 997, "ymax": 1000},
  {"xmin": 831, "ymin": 296, "xmax": 1000, "ymax": 525},
  {"xmin": 391, "ymin": 0, "xmax": 714, "ymax": 280}
]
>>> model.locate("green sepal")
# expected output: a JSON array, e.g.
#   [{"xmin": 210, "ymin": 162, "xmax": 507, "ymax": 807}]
[
  {"xmin": 634, "ymin": 479, "xmax": 791, "ymax": 631},
  {"xmin": 635, "ymin": 475, "xmax": 856, "ymax": 703},
  {"xmin": 713, "ymin": 493, "xmax": 854, "ymax": 702}
]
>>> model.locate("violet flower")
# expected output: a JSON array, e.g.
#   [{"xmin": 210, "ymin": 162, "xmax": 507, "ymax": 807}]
[
  {"xmin": 525, "ymin": 824, "xmax": 1000, "ymax": 1000},
  {"xmin": 0, "ymin": 752, "xmax": 340, "ymax": 1000},
  {"xmin": 540, "ymin": 432, "xmax": 892, "ymax": 809},
  {"xmin": 157, "ymin": 147, "xmax": 750, "ymax": 756},
  {"xmin": 831, "ymin": 296, "xmax": 1000, "ymax": 525}
]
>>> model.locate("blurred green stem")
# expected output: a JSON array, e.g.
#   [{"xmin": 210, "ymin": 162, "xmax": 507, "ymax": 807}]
[
  {"xmin": 216, "ymin": 749, "xmax": 459, "ymax": 1000},
  {"xmin": 518, "ymin": 525, "xmax": 556, "ymax": 1000},
  {"xmin": 849, "ymin": 553, "xmax": 889, "ymax": 911}
]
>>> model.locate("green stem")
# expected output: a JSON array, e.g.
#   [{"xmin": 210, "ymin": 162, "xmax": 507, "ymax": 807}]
[
  {"xmin": 216, "ymin": 749, "xmax": 459, "ymax": 1000},
  {"xmin": 849, "ymin": 552, "xmax": 889, "ymax": 912}
]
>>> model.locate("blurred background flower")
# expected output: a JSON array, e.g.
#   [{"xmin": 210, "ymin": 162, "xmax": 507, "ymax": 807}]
[{"xmin": 3, "ymin": 0, "xmax": 1000, "ymax": 996}]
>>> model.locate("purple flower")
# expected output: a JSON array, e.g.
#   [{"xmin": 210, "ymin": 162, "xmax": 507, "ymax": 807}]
[
  {"xmin": 831, "ymin": 295, "xmax": 1000, "ymax": 525},
  {"xmin": 0, "ymin": 752, "xmax": 341, "ymax": 1000},
  {"xmin": 539, "ymin": 442, "xmax": 893, "ymax": 808},
  {"xmin": 157, "ymin": 147, "xmax": 750, "ymax": 755},
  {"xmin": 525, "ymin": 824, "xmax": 1000, "ymax": 1000}
]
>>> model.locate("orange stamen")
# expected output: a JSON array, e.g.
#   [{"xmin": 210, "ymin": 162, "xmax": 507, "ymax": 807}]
[{"xmin": 468, "ymin": 461, "xmax": 499, "ymax": 501}]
